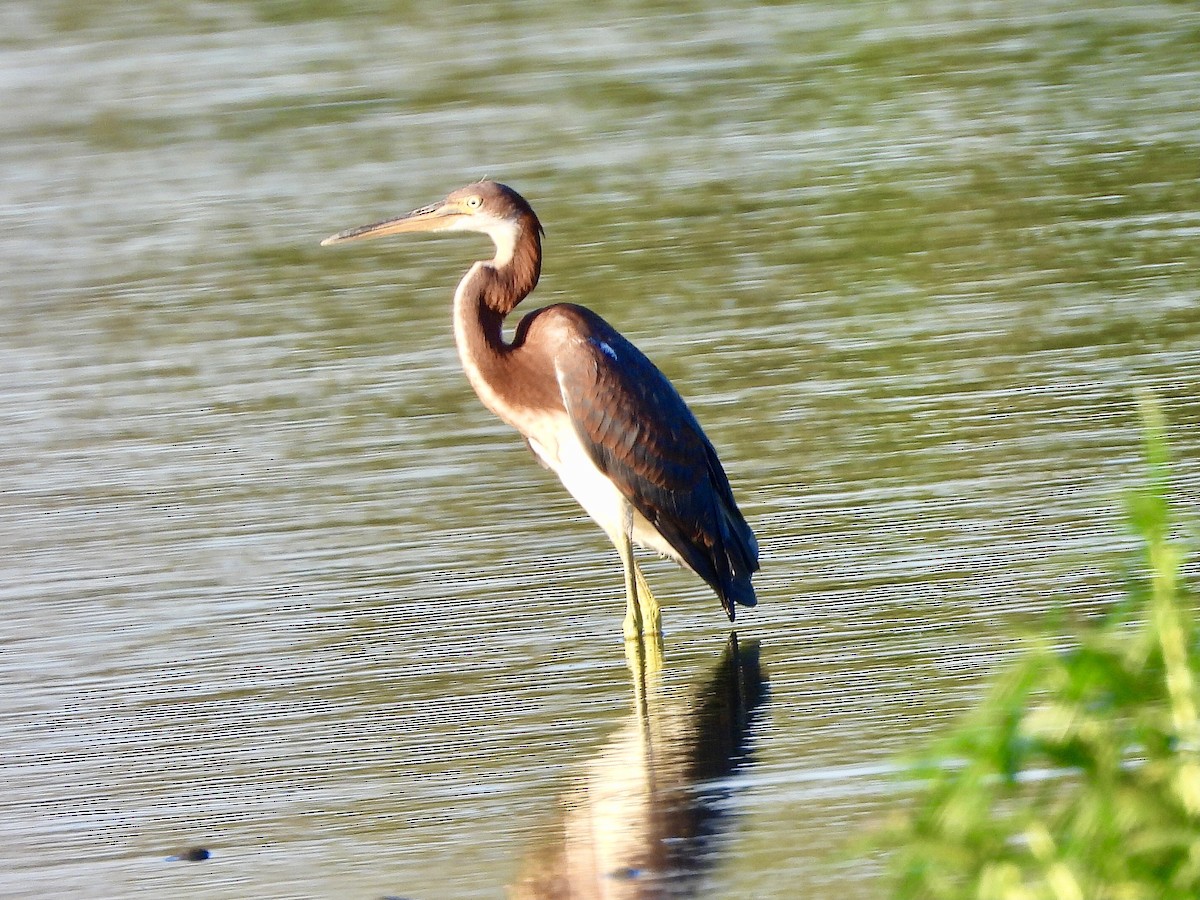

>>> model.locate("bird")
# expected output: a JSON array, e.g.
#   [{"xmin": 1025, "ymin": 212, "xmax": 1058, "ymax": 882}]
[{"xmin": 322, "ymin": 181, "xmax": 758, "ymax": 639}]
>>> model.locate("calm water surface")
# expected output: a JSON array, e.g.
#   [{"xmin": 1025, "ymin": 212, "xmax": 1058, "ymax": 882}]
[{"xmin": 2, "ymin": 1, "xmax": 1198, "ymax": 897}]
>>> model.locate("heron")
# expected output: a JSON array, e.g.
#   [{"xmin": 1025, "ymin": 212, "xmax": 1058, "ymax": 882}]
[{"xmin": 322, "ymin": 181, "xmax": 758, "ymax": 639}]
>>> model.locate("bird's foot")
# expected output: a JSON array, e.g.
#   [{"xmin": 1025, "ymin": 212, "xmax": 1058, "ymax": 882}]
[
  {"xmin": 623, "ymin": 573, "xmax": 664, "ymax": 674},
  {"xmin": 622, "ymin": 594, "xmax": 662, "ymax": 641},
  {"xmin": 634, "ymin": 565, "xmax": 662, "ymax": 636}
]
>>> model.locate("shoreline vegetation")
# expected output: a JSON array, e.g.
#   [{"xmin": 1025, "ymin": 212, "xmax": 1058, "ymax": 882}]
[{"xmin": 883, "ymin": 396, "xmax": 1198, "ymax": 900}]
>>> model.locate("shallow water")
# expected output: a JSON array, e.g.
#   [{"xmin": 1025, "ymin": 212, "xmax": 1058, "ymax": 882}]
[{"xmin": 2, "ymin": 1, "xmax": 1198, "ymax": 897}]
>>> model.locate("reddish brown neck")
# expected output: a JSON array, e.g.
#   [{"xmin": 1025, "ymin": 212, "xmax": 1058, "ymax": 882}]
[
  {"xmin": 478, "ymin": 214, "xmax": 542, "ymax": 318},
  {"xmin": 451, "ymin": 213, "xmax": 552, "ymax": 418}
]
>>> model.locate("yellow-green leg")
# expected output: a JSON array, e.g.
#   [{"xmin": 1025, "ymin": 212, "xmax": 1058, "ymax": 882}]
[
  {"xmin": 614, "ymin": 509, "xmax": 663, "ymax": 642},
  {"xmin": 634, "ymin": 563, "xmax": 661, "ymax": 638},
  {"xmin": 616, "ymin": 526, "xmax": 645, "ymax": 639},
  {"xmin": 624, "ymin": 618, "xmax": 664, "ymax": 691}
]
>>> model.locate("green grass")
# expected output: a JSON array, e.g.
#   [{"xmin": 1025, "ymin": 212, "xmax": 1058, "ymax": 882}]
[{"xmin": 881, "ymin": 396, "xmax": 1199, "ymax": 900}]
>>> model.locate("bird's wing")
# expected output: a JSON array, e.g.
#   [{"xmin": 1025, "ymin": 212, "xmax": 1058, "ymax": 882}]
[{"xmin": 548, "ymin": 306, "xmax": 757, "ymax": 614}]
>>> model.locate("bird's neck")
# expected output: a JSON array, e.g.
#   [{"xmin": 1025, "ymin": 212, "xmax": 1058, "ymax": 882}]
[
  {"xmin": 480, "ymin": 217, "xmax": 542, "ymax": 317},
  {"xmin": 451, "ymin": 217, "xmax": 543, "ymax": 420},
  {"xmin": 452, "ymin": 215, "xmax": 541, "ymax": 337}
]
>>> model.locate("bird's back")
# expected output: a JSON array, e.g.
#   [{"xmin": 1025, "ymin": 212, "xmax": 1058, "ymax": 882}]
[{"xmin": 518, "ymin": 303, "xmax": 759, "ymax": 617}]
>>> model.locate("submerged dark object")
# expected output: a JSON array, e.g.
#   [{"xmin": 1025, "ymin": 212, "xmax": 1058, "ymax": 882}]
[{"xmin": 166, "ymin": 847, "xmax": 211, "ymax": 862}]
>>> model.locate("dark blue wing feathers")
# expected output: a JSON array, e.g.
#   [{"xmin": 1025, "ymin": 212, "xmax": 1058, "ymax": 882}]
[{"xmin": 550, "ymin": 305, "xmax": 758, "ymax": 618}]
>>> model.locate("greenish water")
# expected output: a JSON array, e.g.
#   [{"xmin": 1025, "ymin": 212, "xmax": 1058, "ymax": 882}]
[{"xmin": 2, "ymin": 1, "xmax": 1198, "ymax": 897}]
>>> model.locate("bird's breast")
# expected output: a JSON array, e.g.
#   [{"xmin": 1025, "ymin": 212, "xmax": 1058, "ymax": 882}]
[{"xmin": 514, "ymin": 408, "xmax": 574, "ymax": 468}]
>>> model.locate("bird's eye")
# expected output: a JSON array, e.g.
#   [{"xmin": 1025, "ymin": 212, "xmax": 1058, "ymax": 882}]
[{"xmin": 465, "ymin": 196, "xmax": 482, "ymax": 208}]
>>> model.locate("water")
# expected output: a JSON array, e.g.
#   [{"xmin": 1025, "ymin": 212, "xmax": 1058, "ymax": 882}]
[{"xmin": 2, "ymin": 1, "xmax": 1198, "ymax": 896}]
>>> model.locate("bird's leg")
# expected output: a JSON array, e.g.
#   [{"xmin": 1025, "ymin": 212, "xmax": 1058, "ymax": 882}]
[
  {"xmin": 617, "ymin": 503, "xmax": 645, "ymax": 640},
  {"xmin": 634, "ymin": 562, "xmax": 662, "ymax": 639},
  {"xmin": 616, "ymin": 503, "xmax": 663, "ymax": 643},
  {"xmin": 617, "ymin": 525, "xmax": 644, "ymax": 641},
  {"xmin": 631, "ymin": 581, "xmax": 664, "ymax": 670}
]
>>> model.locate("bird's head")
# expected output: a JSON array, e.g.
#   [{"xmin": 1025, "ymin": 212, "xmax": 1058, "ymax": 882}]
[{"xmin": 321, "ymin": 180, "xmax": 542, "ymax": 266}]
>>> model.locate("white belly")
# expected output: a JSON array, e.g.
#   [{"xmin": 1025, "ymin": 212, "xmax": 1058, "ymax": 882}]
[
  {"xmin": 449, "ymin": 285, "xmax": 679, "ymax": 564},
  {"xmin": 527, "ymin": 414, "xmax": 682, "ymax": 565}
]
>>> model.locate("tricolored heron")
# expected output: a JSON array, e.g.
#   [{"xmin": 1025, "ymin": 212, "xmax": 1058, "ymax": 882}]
[{"xmin": 322, "ymin": 181, "xmax": 758, "ymax": 639}]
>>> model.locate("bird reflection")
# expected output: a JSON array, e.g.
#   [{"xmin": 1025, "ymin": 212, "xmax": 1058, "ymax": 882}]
[{"xmin": 510, "ymin": 634, "xmax": 768, "ymax": 898}]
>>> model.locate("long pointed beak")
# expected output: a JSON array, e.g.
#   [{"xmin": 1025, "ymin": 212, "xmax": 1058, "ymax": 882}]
[{"xmin": 320, "ymin": 201, "xmax": 462, "ymax": 246}]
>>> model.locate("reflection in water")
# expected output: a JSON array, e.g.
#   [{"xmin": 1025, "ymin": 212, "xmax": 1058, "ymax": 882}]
[{"xmin": 511, "ymin": 635, "xmax": 768, "ymax": 898}]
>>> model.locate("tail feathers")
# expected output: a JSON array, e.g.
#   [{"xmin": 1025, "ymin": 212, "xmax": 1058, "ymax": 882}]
[
  {"xmin": 719, "ymin": 572, "xmax": 757, "ymax": 620},
  {"xmin": 714, "ymin": 504, "xmax": 760, "ymax": 620},
  {"xmin": 639, "ymin": 487, "xmax": 759, "ymax": 622}
]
